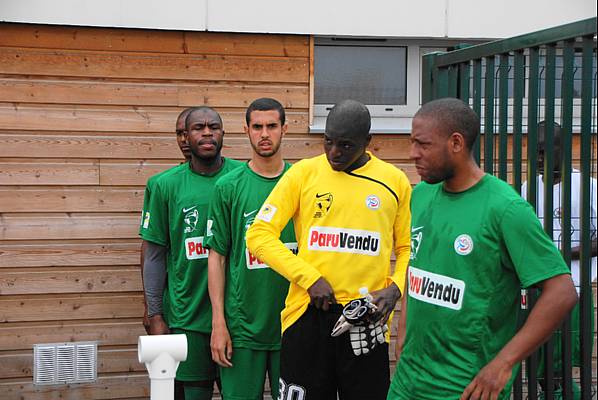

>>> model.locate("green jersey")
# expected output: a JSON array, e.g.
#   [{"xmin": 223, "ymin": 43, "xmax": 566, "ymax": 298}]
[
  {"xmin": 140, "ymin": 158, "xmax": 243, "ymax": 333},
  {"xmin": 389, "ymin": 174, "xmax": 570, "ymax": 400},
  {"xmin": 204, "ymin": 162, "xmax": 295, "ymax": 350},
  {"xmin": 139, "ymin": 162, "xmax": 187, "ymax": 325}
]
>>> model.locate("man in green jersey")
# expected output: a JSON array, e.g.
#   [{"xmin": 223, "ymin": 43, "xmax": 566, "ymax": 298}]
[
  {"xmin": 205, "ymin": 97, "xmax": 295, "ymax": 400},
  {"xmin": 140, "ymin": 107, "xmax": 192, "ymax": 335},
  {"xmin": 388, "ymin": 98, "xmax": 577, "ymax": 400},
  {"xmin": 141, "ymin": 106, "xmax": 243, "ymax": 400}
]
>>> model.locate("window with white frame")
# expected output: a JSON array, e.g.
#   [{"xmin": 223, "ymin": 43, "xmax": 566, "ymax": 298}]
[{"xmin": 311, "ymin": 38, "xmax": 454, "ymax": 133}]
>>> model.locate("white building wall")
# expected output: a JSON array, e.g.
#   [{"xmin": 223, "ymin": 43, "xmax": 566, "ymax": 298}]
[{"xmin": 1, "ymin": 0, "xmax": 595, "ymax": 39}]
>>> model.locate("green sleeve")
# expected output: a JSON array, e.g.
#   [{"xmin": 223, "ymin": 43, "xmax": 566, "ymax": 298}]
[
  {"xmin": 140, "ymin": 178, "xmax": 170, "ymax": 247},
  {"xmin": 500, "ymin": 199, "xmax": 570, "ymax": 288},
  {"xmin": 138, "ymin": 174, "xmax": 159, "ymax": 235},
  {"xmin": 204, "ymin": 181, "xmax": 231, "ymax": 256}
]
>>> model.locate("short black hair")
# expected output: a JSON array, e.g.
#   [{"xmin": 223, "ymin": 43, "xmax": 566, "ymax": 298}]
[
  {"xmin": 185, "ymin": 106, "xmax": 222, "ymax": 130},
  {"xmin": 176, "ymin": 108, "xmax": 192, "ymax": 132},
  {"xmin": 245, "ymin": 98, "xmax": 286, "ymax": 126},
  {"xmin": 537, "ymin": 120, "xmax": 562, "ymax": 145},
  {"xmin": 414, "ymin": 98, "xmax": 480, "ymax": 150},
  {"xmin": 325, "ymin": 99, "xmax": 371, "ymax": 139}
]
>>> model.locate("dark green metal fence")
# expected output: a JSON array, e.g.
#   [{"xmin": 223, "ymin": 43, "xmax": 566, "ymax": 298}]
[{"xmin": 422, "ymin": 18, "xmax": 597, "ymax": 400}]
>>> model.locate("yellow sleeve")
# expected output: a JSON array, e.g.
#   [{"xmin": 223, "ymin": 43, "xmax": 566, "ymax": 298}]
[
  {"xmin": 246, "ymin": 163, "xmax": 322, "ymax": 290},
  {"xmin": 389, "ymin": 171, "xmax": 412, "ymax": 296}
]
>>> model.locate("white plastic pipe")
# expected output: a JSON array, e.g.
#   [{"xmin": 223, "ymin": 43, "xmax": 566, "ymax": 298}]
[{"xmin": 138, "ymin": 334, "xmax": 188, "ymax": 400}]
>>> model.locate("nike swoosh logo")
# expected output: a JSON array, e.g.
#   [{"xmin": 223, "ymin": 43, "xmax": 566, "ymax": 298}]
[
  {"xmin": 412, "ymin": 226, "xmax": 424, "ymax": 232},
  {"xmin": 183, "ymin": 206, "xmax": 197, "ymax": 213},
  {"xmin": 316, "ymin": 192, "xmax": 331, "ymax": 198},
  {"xmin": 243, "ymin": 209, "xmax": 257, "ymax": 218}
]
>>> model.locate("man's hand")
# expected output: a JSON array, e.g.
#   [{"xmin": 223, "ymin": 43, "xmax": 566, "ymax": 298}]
[
  {"xmin": 460, "ymin": 357, "xmax": 512, "ymax": 400},
  {"xmin": 143, "ymin": 305, "xmax": 151, "ymax": 334},
  {"xmin": 370, "ymin": 282, "xmax": 401, "ymax": 324},
  {"xmin": 148, "ymin": 314, "xmax": 170, "ymax": 335},
  {"xmin": 307, "ymin": 277, "xmax": 337, "ymax": 311},
  {"xmin": 211, "ymin": 322, "xmax": 233, "ymax": 368}
]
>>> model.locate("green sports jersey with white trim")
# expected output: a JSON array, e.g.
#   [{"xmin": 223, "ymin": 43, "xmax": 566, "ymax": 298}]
[
  {"xmin": 204, "ymin": 162, "xmax": 294, "ymax": 350},
  {"xmin": 140, "ymin": 158, "xmax": 243, "ymax": 333},
  {"xmin": 389, "ymin": 174, "xmax": 570, "ymax": 400}
]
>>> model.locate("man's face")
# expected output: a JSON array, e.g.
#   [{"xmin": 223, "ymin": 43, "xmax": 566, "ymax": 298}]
[
  {"xmin": 410, "ymin": 116, "xmax": 454, "ymax": 184},
  {"xmin": 536, "ymin": 129, "xmax": 562, "ymax": 179},
  {"xmin": 175, "ymin": 115, "xmax": 191, "ymax": 160},
  {"xmin": 245, "ymin": 110, "xmax": 286, "ymax": 157},
  {"xmin": 185, "ymin": 110, "xmax": 224, "ymax": 161},
  {"xmin": 323, "ymin": 129, "xmax": 369, "ymax": 171}
]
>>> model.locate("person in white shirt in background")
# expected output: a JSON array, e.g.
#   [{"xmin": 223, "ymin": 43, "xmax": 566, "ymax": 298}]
[{"xmin": 521, "ymin": 120, "xmax": 597, "ymax": 399}]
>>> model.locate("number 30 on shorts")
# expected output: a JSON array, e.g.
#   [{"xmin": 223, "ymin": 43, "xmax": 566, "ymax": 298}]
[{"xmin": 278, "ymin": 378, "xmax": 306, "ymax": 400}]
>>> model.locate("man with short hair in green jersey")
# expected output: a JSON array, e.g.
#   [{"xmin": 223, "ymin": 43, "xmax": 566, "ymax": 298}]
[
  {"xmin": 140, "ymin": 107, "xmax": 192, "ymax": 334},
  {"xmin": 205, "ymin": 97, "xmax": 294, "ymax": 400},
  {"xmin": 387, "ymin": 98, "xmax": 578, "ymax": 400},
  {"xmin": 141, "ymin": 106, "xmax": 243, "ymax": 400}
]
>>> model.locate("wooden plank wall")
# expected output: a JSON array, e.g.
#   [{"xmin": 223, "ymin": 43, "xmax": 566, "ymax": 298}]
[
  {"xmin": 0, "ymin": 22, "xmax": 596, "ymax": 399},
  {"xmin": 0, "ymin": 22, "xmax": 312, "ymax": 399}
]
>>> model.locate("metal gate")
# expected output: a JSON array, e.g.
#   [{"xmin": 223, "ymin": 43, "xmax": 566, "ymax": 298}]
[{"xmin": 421, "ymin": 17, "xmax": 597, "ymax": 400}]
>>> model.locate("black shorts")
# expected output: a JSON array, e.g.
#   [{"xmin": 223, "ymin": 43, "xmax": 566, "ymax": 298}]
[{"xmin": 279, "ymin": 305, "xmax": 390, "ymax": 400}]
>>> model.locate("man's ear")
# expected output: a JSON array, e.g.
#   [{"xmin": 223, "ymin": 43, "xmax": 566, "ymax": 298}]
[
  {"xmin": 449, "ymin": 132, "xmax": 465, "ymax": 154},
  {"xmin": 282, "ymin": 123, "xmax": 288, "ymax": 136}
]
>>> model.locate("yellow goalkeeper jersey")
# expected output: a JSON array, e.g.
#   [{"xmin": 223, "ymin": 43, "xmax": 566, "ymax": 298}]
[{"xmin": 246, "ymin": 153, "xmax": 412, "ymax": 333}]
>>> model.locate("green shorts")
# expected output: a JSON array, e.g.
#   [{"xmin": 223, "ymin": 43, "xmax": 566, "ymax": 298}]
[
  {"xmin": 220, "ymin": 347, "xmax": 281, "ymax": 400},
  {"xmin": 171, "ymin": 329, "xmax": 218, "ymax": 382}
]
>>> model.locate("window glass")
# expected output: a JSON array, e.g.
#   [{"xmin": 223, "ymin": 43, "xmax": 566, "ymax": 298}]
[{"xmin": 314, "ymin": 45, "xmax": 407, "ymax": 105}]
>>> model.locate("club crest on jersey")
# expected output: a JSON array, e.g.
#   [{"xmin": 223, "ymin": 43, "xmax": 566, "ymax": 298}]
[
  {"xmin": 454, "ymin": 234, "xmax": 474, "ymax": 255},
  {"xmin": 408, "ymin": 266, "xmax": 465, "ymax": 310},
  {"xmin": 365, "ymin": 195, "xmax": 380, "ymax": 210},
  {"xmin": 313, "ymin": 192, "xmax": 333, "ymax": 218},
  {"xmin": 183, "ymin": 206, "xmax": 199, "ymax": 233},
  {"xmin": 410, "ymin": 226, "xmax": 423, "ymax": 260},
  {"xmin": 256, "ymin": 204, "xmax": 277, "ymax": 223},
  {"xmin": 308, "ymin": 227, "xmax": 380, "ymax": 256},
  {"xmin": 185, "ymin": 236, "xmax": 208, "ymax": 260},
  {"xmin": 246, "ymin": 242, "xmax": 298, "ymax": 269}
]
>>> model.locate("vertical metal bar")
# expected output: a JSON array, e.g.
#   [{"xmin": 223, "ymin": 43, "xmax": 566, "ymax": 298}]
[
  {"xmin": 525, "ymin": 46, "xmax": 540, "ymax": 400},
  {"xmin": 512, "ymin": 50, "xmax": 525, "ymax": 193},
  {"xmin": 472, "ymin": 59, "xmax": 483, "ymax": 164},
  {"xmin": 511, "ymin": 50, "xmax": 526, "ymax": 400},
  {"xmin": 448, "ymin": 64, "xmax": 459, "ymax": 97},
  {"xmin": 559, "ymin": 38, "xmax": 575, "ymax": 400},
  {"xmin": 498, "ymin": 53, "xmax": 509, "ymax": 181},
  {"xmin": 422, "ymin": 52, "xmax": 439, "ymax": 103},
  {"xmin": 437, "ymin": 67, "xmax": 449, "ymax": 98},
  {"xmin": 578, "ymin": 34, "xmax": 593, "ymax": 399},
  {"xmin": 484, "ymin": 56, "xmax": 495, "ymax": 173},
  {"xmin": 527, "ymin": 48, "xmax": 540, "ymax": 210},
  {"xmin": 542, "ymin": 42, "xmax": 557, "ymax": 400},
  {"xmin": 459, "ymin": 61, "xmax": 471, "ymax": 103}
]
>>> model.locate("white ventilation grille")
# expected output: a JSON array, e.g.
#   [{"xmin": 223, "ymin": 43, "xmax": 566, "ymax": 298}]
[{"xmin": 34, "ymin": 342, "xmax": 97, "ymax": 385}]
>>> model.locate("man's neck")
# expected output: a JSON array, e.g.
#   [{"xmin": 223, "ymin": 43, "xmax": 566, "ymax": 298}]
[
  {"xmin": 248, "ymin": 153, "xmax": 285, "ymax": 178},
  {"xmin": 345, "ymin": 152, "xmax": 371, "ymax": 173},
  {"xmin": 443, "ymin": 158, "xmax": 485, "ymax": 193},
  {"xmin": 190, "ymin": 154, "xmax": 223, "ymax": 175}
]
